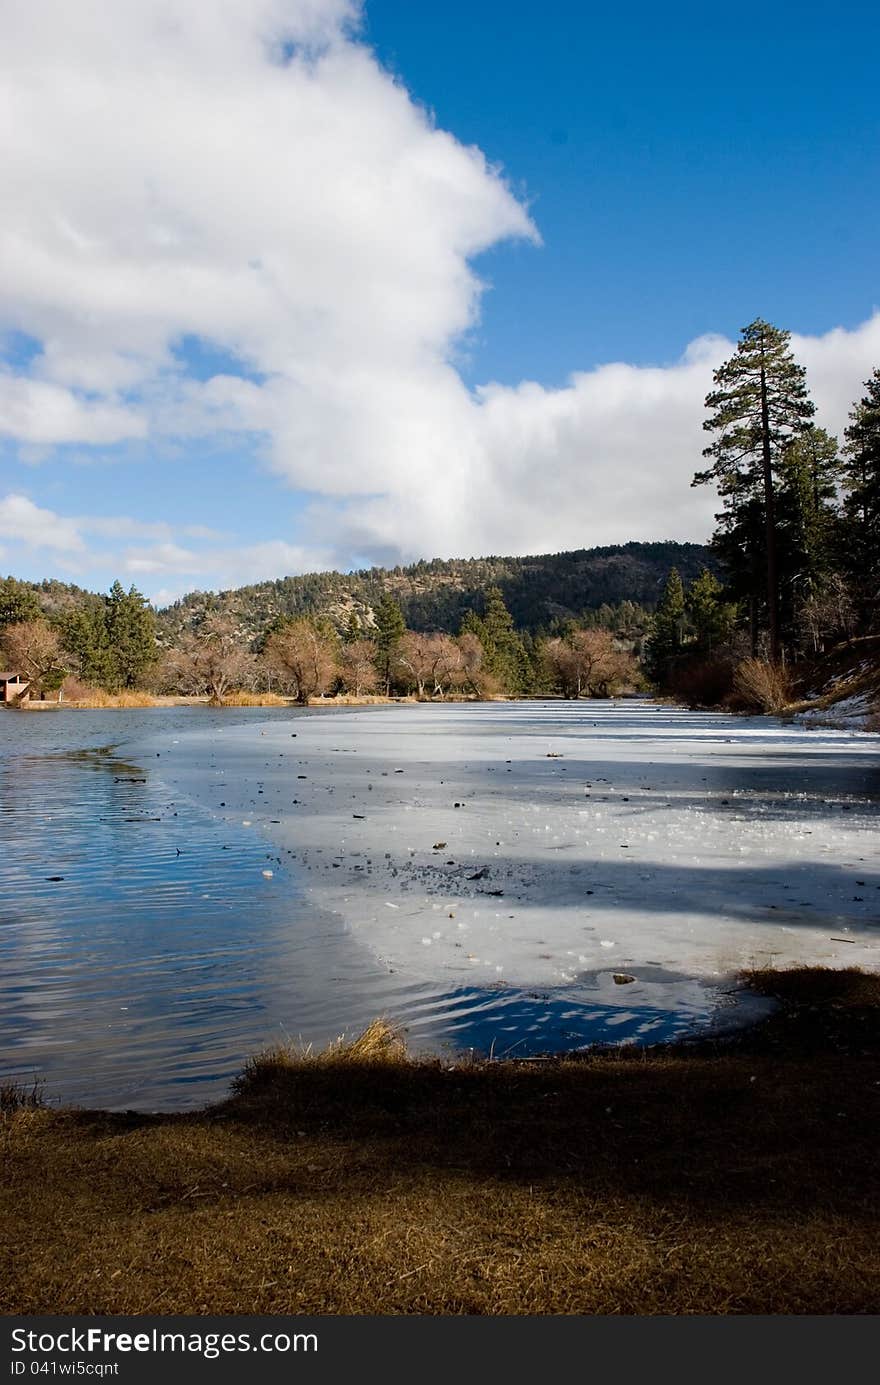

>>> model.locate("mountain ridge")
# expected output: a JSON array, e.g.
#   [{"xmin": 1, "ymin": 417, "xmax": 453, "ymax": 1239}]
[{"xmin": 156, "ymin": 540, "xmax": 715, "ymax": 642}]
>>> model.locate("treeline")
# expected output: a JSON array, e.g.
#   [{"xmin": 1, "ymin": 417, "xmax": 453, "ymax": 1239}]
[
  {"xmin": 157, "ymin": 541, "xmax": 712, "ymax": 645},
  {"xmin": 154, "ymin": 586, "xmax": 641, "ymax": 702},
  {"xmin": 0, "ymin": 578, "xmax": 640, "ymax": 703},
  {"xmin": 649, "ymin": 325, "xmax": 880, "ymax": 709},
  {"xmin": 0, "ymin": 579, "xmax": 156, "ymax": 698}
]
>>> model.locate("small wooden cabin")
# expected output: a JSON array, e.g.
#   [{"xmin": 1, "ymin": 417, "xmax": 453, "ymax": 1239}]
[{"xmin": 0, "ymin": 672, "xmax": 30, "ymax": 705}]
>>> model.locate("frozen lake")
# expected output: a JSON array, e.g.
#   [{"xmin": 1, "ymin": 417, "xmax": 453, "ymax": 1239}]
[{"xmin": 1, "ymin": 699, "xmax": 877, "ymax": 1109}]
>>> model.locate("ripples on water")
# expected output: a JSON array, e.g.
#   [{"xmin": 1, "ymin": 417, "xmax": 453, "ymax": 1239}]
[{"xmin": 0, "ymin": 707, "xmax": 737, "ymax": 1110}]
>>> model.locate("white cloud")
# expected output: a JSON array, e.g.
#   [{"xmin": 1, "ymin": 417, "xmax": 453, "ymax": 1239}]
[
  {"xmin": 0, "ymin": 492, "xmax": 324, "ymax": 600},
  {"xmin": 0, "ymin": 374, "xmax": 146, "ymax": 446},
  {"xmin": 0, "ymin": 494, "xmax": 85, "ymax": 553},
  {"xmin": 0, "ymin": 2, "xmax": 877, "ymax": 590},
  {"xmin": 123, "ymin": 537, "xmax": 334, "ymax": 594},
  {"xmin": 792, "ymin": 315, "xmax": 880, "ymax": 424},
  {"xmin": 299, "ymin": 314, "xmax": 880, "ymax": 568}
]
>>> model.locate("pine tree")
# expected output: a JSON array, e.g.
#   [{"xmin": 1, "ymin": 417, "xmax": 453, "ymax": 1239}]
[
  {"xmin": 59, "ymin": 602, "xmax": 113, "ymax": 686},
  {"xmin": 694, "ymin": 319, "xmax": 815, "ymax": 660},
  {"xmin": 841, "ymin": 367, "xmax": 880, "ymax": 627},
  {"xmin": 776, "ymin": 426, "xmax": 842, "ymax": 642},
  {"xmin": 105, "ymin": 582, "xmax": 157, "ymax": 689},
  {"xmin": 646, "ymin": 568, "xmax": 687, "ymax": 683},
  {"xmin": 373, "ymin": 593, "xmax": 405, "ymax": 695},
  {"xmin": 0, "ymin": 577, "xmax": 41, "ymax": 630},
  {"xmin": 686, "ymin": 568, "xmax": 735, "ymax": 655},
  {"xmin": 461, "ymin": 586, "xmax": 531, "ymax": 694}
]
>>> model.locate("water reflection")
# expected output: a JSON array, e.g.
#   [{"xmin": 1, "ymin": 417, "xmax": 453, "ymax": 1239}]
[
  {"xmin": 2, "ymin": 702, "xmax": 865, "ymax": 1111},
  {"xmin": 0, "ymin": 729, "xmax": 739, "ymax": 1110}
]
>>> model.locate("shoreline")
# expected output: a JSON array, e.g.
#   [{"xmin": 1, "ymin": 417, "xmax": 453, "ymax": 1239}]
[
  {"xmin": 4, "ymin": 966, "xmax": 878, "ymax": 1315},
  {"xmin": 7, "ymin": 689, "xmax": 878, "ymax": 733}
]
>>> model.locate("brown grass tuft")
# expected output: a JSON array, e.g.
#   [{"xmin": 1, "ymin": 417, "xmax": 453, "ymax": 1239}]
[
  {"xmin": 3, "ymin": 971, "xmax": 878, "ymax": 1316},
  {"xmin": 731, "ymin": 658, "xmax": 793, "ymax": 713},
  {"xmin": 62, "ymin": 687, "xmax": 159, "ymax": 708},
  {"xmin": 219, "ymin": 691, "xmax": 290, "ymax": 706},
  {"xmin": 233, "ymin": 1019, "xmax": 407, "ymax": 1096}
]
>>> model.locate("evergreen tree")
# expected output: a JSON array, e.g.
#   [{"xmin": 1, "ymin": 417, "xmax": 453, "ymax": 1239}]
[
  {"xmin": 686, "ymin": 568, "xmax": 735, "ymax": 655},
  {"xmin": 694, "ymin": 319, "xmax": 815, "ymax": 660},
  {"xmin": 59, "ymin": 602, "xmax": 113, "ymax": 686},
  {"xmin": 841, "ymin": 367, "xmax": 880, "ymax": 627},
  {"xmin": 105, "ymin": 582, "xmax": 157, "ymax": 688},
  {"xmin": 373, "ymin": 593, "xmax": 405, "ymax": 695},
  {"xmin": 776, "ymin": 426, "xmax": 842, "ymax": 642},
  {"xmin": 461, "ymin": 586, "xmax": 531, "ymax": 694},
  {"xmin": 0, "ymin": 577, "xmax": 41, "ymax": 630},
  {"xmin": 645, "ymin": 568, "xmax": 686, "ymax": 683}
]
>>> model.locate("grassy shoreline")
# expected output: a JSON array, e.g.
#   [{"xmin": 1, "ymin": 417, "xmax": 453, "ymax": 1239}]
[
  {"xmin": 8, "ymin": 692, "xmax": 426, "ymax": 710},
  {"xmin": 3, "ymin": 967, "xmax": 878, "ymax": 1315}
]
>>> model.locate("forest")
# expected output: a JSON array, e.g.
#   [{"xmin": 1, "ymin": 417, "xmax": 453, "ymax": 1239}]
[{"xmin": 1, "ymin": 322, "xmax": 877, "ymax": 713}]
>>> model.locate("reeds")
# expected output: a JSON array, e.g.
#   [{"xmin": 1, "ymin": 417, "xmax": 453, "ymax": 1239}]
[
  {"xmin": 64, "ymin": 689, "xmax": 159, "ymax": 708},
  {"xmin": 218, "ymin": 691, "xmax": 289, "ymax": 706},
  {"xmin": 1, "ymin": 1078, "xmax": 43, "ymax": 1114}
]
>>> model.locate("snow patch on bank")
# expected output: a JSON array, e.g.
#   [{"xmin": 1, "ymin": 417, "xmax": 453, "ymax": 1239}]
[{"xmin": 793, "ymin": 693, "xmax": 876, "ymax": 730}]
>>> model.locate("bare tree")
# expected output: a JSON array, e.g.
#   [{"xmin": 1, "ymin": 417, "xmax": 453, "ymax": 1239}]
[
  {"xmin": 339, "ymin": 638, "xmax": 379, "ymax": 696},
  {"xmin": 542, "ymin": 637, "xmax": 581, "ymax": 698},
  {"xmin": 797, "ymin": 575, "xmax": 855, "ymax": 654},
  {"xmin": 451, "ymin": 631, "xmax": 497, "ymax": 699},
  {"xmin": 1, "ymin": 619, "xmax": 69, "ymax": 698},
  {"xmin": 543, "ymin": 629, "xmax": 638, "ymax": 698},
  {"xmin": 161, "ymin": 616, "xmax": 254, "ymax": 703},
  {"xmin": 263, "ymin": 620, "xmax": 338, "ymax": 704},
  {"xmin": 428, "ymin": 633, "xmax": 464, "ymax": 698}
]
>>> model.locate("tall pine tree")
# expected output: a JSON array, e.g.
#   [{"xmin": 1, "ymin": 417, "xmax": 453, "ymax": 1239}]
[
  {"xmin": 373, "ymin": 593, "xmax": 405, "ymax": 695},
  {"xmin": 645, "ymin": 568, "xmax": 686, "ymax": 683},
  {"xmin": 841, "ymin": 367, "xmax": 880, "ymax": 627},
  {"xmin": 461, "ymin": 586, "xmax": 531, "ymax": 694},
  {"xmin": 105, "ymin": 582, "xmax": 157, "ymax": 689},
  {"xmin": 694, "ymin": 319, "xmax": 815, "ymax": 661},
  {"xmin": 0, "ymin": 577, "xmax": 41, "ymax": 630},
  {"xmin": 686, "ymin": 568, "xmax": 735, "ymax": 655},
  {"xmin": 776, "ymin": 425, "xmax": 841, "ymax": 644}
]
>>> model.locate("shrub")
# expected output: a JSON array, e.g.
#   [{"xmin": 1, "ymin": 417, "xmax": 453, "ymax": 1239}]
[{"xmin": 731, "ymin": 659, "xmax": 793, "ymax": 713}]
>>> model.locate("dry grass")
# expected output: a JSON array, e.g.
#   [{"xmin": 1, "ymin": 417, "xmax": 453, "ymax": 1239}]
[
  {"xmin": 0, "ymin": 1079, "xmax": 43, "ymax": 1114},
  {"xmin": 2, "ymin": 968, "xmax": 878, "ymax": 1316},
  {"xmin": 219, "ymin": 691, "xmax": 290, "ymax": 706},
  {"xmin": 731, "ymin": 658, "xmax": 793, "ymax": 713},
  {"xmin": 234, "ymin": 1019, "xmax": 407, "ymax": 1092},
  {"xmin": 316, "ymin": 693, "xmax": 419, "ymax": 705},
  {"xmin": 63, "ymin": 688, "xmax": 160, "ymax": 708}
]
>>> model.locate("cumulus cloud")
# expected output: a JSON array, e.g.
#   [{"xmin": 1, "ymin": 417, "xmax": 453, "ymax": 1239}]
[
  {"xmin": 0, "ymin": 374, "xmax": 146, "ymax": 446},
  {"xmin": 0, "ymin": 492, "xmax": 322, "ymax": 599},
  {"xmin": 1, "ymin": 1, "xmax": 878, "ymax": 594},
  {"xmin": 123, "ymin": 537, "xmax": 334, "ymax": 589},
  {"xmin": 0, "ymin": 494, "xmax": 85, "ymax": 554}
]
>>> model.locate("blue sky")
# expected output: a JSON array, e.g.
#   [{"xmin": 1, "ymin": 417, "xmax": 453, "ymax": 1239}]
[
  {"xmin": 1, "ymin": 0, "xmax": 878, "ymax": 603},
  {"xmin": 366, "ymin": 1, "xmax": 880, "ymax": 382}
]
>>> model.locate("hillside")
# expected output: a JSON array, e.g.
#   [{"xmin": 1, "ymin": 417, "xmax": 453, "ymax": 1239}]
[{"xmin": 156, "ymin": 541, "xmax": 715, "ymax": 644}]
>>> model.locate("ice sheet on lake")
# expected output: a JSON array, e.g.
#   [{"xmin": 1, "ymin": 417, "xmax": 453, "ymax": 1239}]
[{"xmin": 155, "ymin": 699, "xmax": 879, "ymax": 999}]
